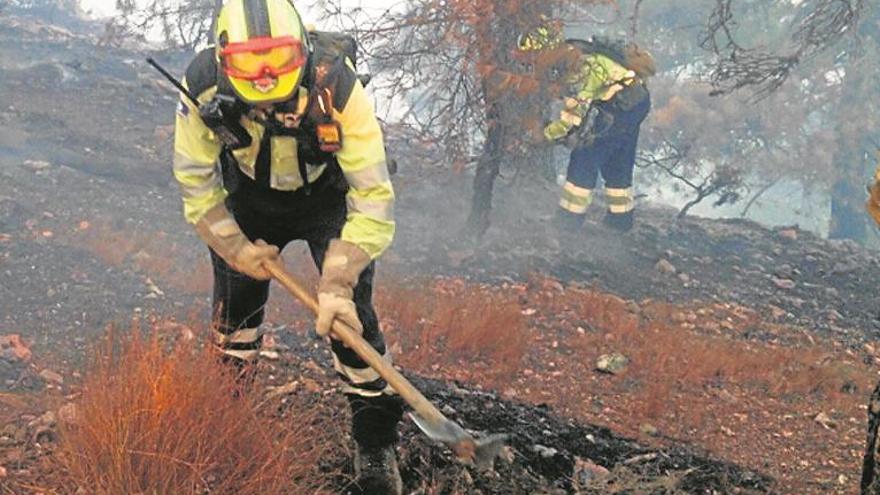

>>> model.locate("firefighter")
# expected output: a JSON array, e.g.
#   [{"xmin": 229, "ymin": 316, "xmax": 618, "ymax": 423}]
[
  {"xmin": 172, "ymin": 0, "xmax": 401, "ymax": 492},
  {"xmin": 522, "ymin": 27, "xmax": 654, "ymax": 232}
]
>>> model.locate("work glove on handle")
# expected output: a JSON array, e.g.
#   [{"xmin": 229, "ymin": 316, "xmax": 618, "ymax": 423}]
[
  {"xmin": 195, "ymin": 203, "xmax": 279, "ymax": 281},
  {"xmin": 544, "ymin": 120, "xmax": 574, "ymax": 143},
  {"xmin": 315, "ymin": 239, "xmax": 372, "ymax": 338}
]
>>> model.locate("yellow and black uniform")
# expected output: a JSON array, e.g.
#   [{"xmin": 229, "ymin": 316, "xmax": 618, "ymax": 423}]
[
  {"xmin": 531, "ymin": 35, "xmax": 653, "ymax": 231},
  {"xmin": 550, "ymin": 51, "xmax": 651, "ymax": 230},
  {"xmin": 172, "ymin": 0, "xmax": 401, "ymax": 455}
]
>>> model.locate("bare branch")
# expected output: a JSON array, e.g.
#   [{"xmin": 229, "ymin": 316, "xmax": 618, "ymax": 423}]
[{"xmin": 701, "ymin": 0, "xmax": 865, "ymax": 98}]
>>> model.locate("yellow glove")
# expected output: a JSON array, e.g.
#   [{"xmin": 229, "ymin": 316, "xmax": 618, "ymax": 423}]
[
  {"xmin": 544, "ymin": 120, "xmax": 573, "ymax": 142},
  {"xmin": 315, "ymin": 240, "xmax": 372, "ymax": 338},
  {"xmin": 868, "ymin": 180, "xmax": 880, "ymax": 226},
  {"xmin": 195, "ymin": 204, "xmax": 279, "ymax": 280}
]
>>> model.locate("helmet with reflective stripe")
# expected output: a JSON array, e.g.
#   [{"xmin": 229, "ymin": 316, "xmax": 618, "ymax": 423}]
[
  {"xmin": 215, "ymin": 0, "xmax": 311, "ymax": 104},
  {"xmin": 518, "ymin": 26, "xmax": 563, "ymax": 52},
  {"xmin": 517, "ymin": 15, "xmax": 563, "ymax": 52}
]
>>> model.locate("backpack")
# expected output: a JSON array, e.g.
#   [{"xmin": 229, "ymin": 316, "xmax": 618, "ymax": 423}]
[
  {"xmin": 566, "ymin": 37, "xmax": 657, "ymax": 79},
  {"xmin": 309, "ymin": 30, "xmax": 360, "ymax": 71},
  {"xmin": 306, "ymin": 30, "xmax": 376, "ymax": 93}
]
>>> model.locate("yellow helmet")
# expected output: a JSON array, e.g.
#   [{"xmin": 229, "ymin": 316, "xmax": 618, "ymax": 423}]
[
  {"xmin": 517, "ymin": 19, "xmax": 563, "ymax": 52},
  {"xmin": 215, "ymin": 0, "xmax": 311, "ymax": 104}
]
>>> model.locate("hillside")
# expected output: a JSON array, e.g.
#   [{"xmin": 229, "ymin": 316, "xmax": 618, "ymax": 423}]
[{"xmin": 0, "ymin": 13, "xmax": 877, "ymax": 494}]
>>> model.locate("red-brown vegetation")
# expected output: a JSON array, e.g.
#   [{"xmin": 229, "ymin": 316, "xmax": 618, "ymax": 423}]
[
  {"xmin": 376, "ymin": 278, "xmax": 530, "ymax": 384},
  {"xmin": 53, "ymin": 325, "xmax": 333, "ymax": 495},
  {"xmin": 62, "ymin": 220, "xmax": 212, "ymax": 294},
  {"xmin": 366, "ymin": 275, "xmax": 874, "ymax": 493}
]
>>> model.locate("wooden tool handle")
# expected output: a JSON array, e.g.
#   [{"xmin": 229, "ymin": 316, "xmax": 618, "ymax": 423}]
[{"xmin": 264, "ymin": 259, "xmax": 447, "ymax": 424}]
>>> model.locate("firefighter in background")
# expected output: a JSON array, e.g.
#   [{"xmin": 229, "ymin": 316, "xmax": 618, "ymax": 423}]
[
  {"xmin": 172, "ymin": 0, "xmax": 401, "ymax": 492},
  {"xmin": 521, "ymin": 26, "xmax": 655, "ymax": 231}
]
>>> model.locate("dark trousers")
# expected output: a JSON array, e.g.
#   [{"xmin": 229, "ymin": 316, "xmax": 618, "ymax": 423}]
[
  {"xmin": 567, "ymin": 91, "xmax": 651, "ymax": 192},
  {"xmin": 211, "ymin": 166, "xmax": 402, "ymax": 449}
]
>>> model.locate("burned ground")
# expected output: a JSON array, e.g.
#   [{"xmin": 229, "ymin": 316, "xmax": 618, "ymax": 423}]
[{"xmin": 0, "ymin": 13, "xmax": 877, "ymax": 495}]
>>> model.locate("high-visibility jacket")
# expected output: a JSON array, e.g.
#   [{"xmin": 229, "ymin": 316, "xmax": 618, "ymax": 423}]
[
  {"xmin": 172, "ymin": 49, "xmax": 394, "ymax": 259},
  {"xmin": 548, "ymin": 52, "xmax": 638, "ymax": 133}
]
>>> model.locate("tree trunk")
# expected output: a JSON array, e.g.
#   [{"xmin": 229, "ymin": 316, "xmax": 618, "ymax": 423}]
[
  {"xmin": 463, "ymin": 1, "xmax": 556, "ymax": 239},
  {"xmin": 861, "ymin": 380, "xmax": 880, "ymax": 494},
  {"xmin": 829, "ymin": 144, "xmax": 868, "ymax": 241},
  {"xmin": 466, "ymin": 104, "xmax": 504, "ymax": 238},
  {"xmin": 829, "ymin": 45, "xmax": 872, "ymax": 242}
]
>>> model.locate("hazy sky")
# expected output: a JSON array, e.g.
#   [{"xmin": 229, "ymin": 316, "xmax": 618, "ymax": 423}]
[
  {"xmin": 77, "ymin": 0, "xmax": 395, "ymax": 25},
  {"xmin": 79, "ymin": 0, "xmax": 116, "ymax": 18},
  {"xmin": 75, "ymin": 0, "xmax": 405, "ymax": 121}
]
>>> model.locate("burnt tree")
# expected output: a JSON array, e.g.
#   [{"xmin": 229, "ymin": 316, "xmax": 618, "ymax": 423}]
[{"xmin": 314, "ymin": 0, "xmax": 600, "ymax": 239}]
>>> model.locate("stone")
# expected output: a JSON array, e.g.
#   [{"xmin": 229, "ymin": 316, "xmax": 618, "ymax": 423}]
[
  {"xmin": 498, "ymin": 446, "xmax": 516, "ymax": 464},
  {"xmin": 58, "ymin": 403, "xmax": 78, "ymax": 425},
  {"xmin": 144, "ymin": 278, "xmax": 164, "ymax": 297},
  {"xmin": 22, "ymin": 160, "xmax": 51, "ymax": 171},
  {"xmin": 624, "ymin": 453, "xmax": 659, "ymax": 465},
  {"xmin": 0, "ymin": 335, "xmax": 31, "ymax": 362},
  {"xmin": 38, "ymin": 411, "xmax": 56, "ymax": 427},
  {"xmin": 768, "ymin": 305, "xmax": 787, "ymax": 320},
  {"xmin": 655, "ymin": 259, "xmax": 677, "ymax": 275},
  {"xmin": 596, "ymin": 353, "xmax": 630, "ymax": 375},
  {"xmin": 778, "ymin": 229, "xmax": 798, "ymax": 241},
  {"xmin": 772, "ymin": 277, "xmax": 796, "ymax": 290},
  {"xmin": 814, "ymin": 412, "xmax": 837, "ymax": 429},
  {"xmin": 639, "ymin": 423, "xmax": 659, "ymax": 436},
  {"xmin": 532, "ymin": 444, "xmax": 559, "ymax": 458},
  {"xmin": 39, "ymin": 369, "xmax": 64, "ymax": 385},
  {"xmin": 573, "ymin": 457, "xmax": 610, "ymax": 486}
]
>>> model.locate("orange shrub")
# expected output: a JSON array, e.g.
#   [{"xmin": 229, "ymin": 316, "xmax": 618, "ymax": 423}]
[
  {"xmin": 54, "ymin": 325, "xmax": 333, "ymax": 495},
  {"xmin": 376, "ymin": 278, "xmax": 530, "ymax": 382}
]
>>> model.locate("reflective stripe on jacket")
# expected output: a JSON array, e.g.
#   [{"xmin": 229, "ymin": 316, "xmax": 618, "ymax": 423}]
[
  {"xmin": 173, "ymin": 51, "xmax": 394, "ymax": 259},
  {"xmin": 545, "ymin": 52, "xmax": 637, "ymax": 134}
]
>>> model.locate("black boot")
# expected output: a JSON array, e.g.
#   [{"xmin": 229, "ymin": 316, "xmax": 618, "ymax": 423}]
[
  {"xmin": 352, "ymin": 444, "xmax": 403, "ymax": 495},
  {"xmin": 347, "ymin": 394, "xmax": 404, "ymax": 494},
  {"xmin": 603, "ymin": 210, "xmax": 634, "ymax": 232},
  {"xmin": 219, "ymin": 354, "xmax": 258, "ymax": 397}
]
